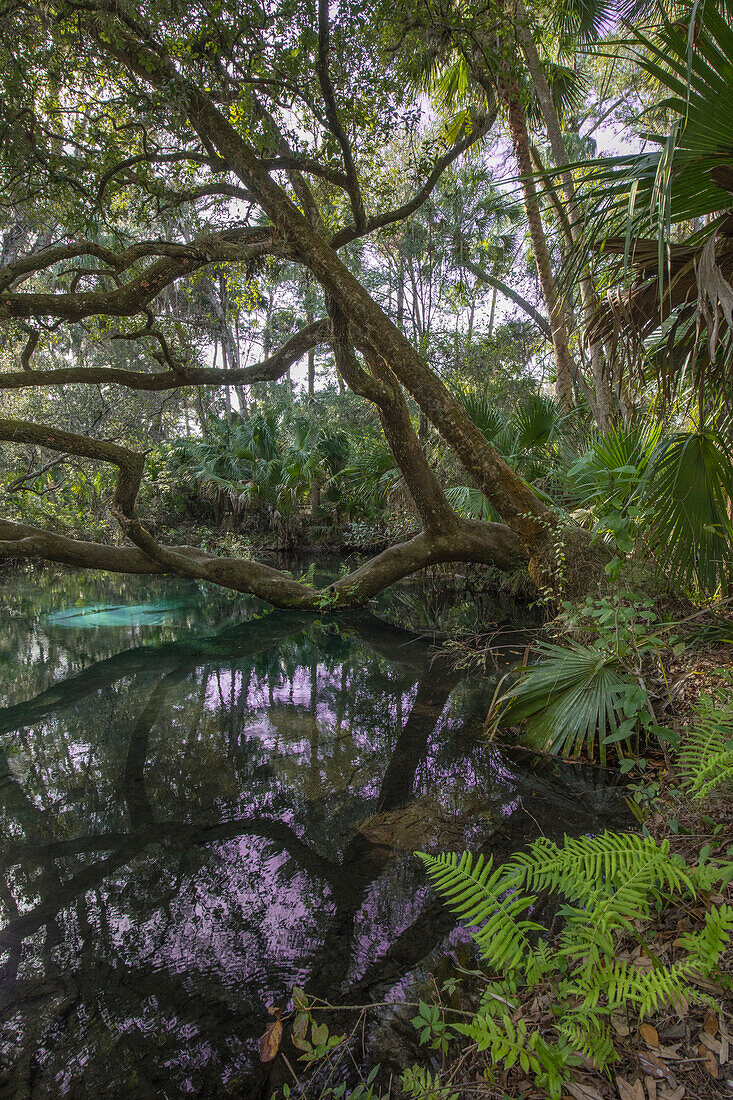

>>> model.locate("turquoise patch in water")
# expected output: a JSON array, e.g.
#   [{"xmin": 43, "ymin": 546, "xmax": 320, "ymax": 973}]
[{"xmin": 46, "ymin": 601, "xmax": 185, "ymax": 628}]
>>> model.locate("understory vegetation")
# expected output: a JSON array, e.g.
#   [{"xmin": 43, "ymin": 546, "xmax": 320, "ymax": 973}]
[{"xmin": 2, "ymin": 0, "xmax": 733, "ymax": 1094}]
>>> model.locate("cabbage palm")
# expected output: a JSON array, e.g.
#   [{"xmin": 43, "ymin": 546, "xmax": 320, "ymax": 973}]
[
  {"xmin": 571, "ymin": 1, "xmax": 733, "ymax": 392},
  {"xmin": 165, "ymin": 412, "xmax": 351, "ymax": 529}
]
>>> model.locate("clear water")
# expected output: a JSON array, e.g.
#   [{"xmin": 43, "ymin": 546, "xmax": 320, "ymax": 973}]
[{"xmin": 0, "ymin": 566, "xmax": 627, "ymax": 1097}]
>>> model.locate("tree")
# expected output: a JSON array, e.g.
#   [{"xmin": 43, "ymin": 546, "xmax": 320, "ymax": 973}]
[{"xmin": 0, "ymin": 0, "xmax": 560, "ymax": 610}]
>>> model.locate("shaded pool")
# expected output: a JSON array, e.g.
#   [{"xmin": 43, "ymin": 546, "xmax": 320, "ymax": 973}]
[{"xmin": 0, "ymin": 567, "xmax": 627, "ymax": 1097}]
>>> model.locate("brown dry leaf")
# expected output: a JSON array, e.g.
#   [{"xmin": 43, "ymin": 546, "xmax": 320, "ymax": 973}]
[
  {"xmin": 698, "ymin": 1043, "xmax": 719, "ymax": 1078},
  {"xmin": 699, "ymin": 1030, "xmax": 723, "ymax": 1056},
  {"xmin": 617, "ymin": 1077, "xmax": 645, "ymax": 1100},
  {"xmin": 721, "ymin": 1036, "xmax": 730, "ymax": 1064},
  {"xmin": 565, "ymin": 1082, "xmax": 604, "ymax": 1100},
  {"xmin": 638, "ymin": 1052, "xmax": 667, "ymax": 1079},
  {"xmin": 612, "ymin": 1015, "xmax": 631, "ymax": 1038},
  {"xmin": 645, "ymin": 1078, "xmax": 657, "ymax": 1100},
  {"xmin": 641, "ymin": 1023, "xmax": 660, "ymax": 1048},
  {"xmin": 658, "ymin": 1086, "xmax": 685, "ymax": 1100},
  {"xmin": 659, "ymin": 1022, "xmax": 686, "ymax": 1042},
  {"xmin": 259, "ymin": 1016, "xmax": 283, "ymax": 1063},
  {"xmin": 704, "ymin": 1009, "xmax": 719, "ymax": 1036}
]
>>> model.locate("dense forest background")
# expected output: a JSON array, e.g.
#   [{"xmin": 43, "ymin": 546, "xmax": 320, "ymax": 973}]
[{"xmin": 1, "ymin": 0, "xmax": 732, "ymax": 610}]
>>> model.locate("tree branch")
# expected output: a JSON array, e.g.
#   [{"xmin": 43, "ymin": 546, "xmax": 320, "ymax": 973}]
[
  {"xmin": 460, "ymin": 257, "xmax": 552, "ymax": 338},
  {"xmin": 330, "ymin": 109, "xmax": 496, "ymax": 250},
  {"xmin": 0, "ymin": 516, "xmax": 525, "ymax": 608},
  {"xmin": 0, "ymin": 227, "xmax": 274, "ymax": 320},
  {"xmin": 0, "ymin": 319, "xmax": 331, "ymax": 391},
  {"xmin": 316, "ymin": 0, "xmax": 366, "ymax": 229},
  {"xmin": 0, "ymin": 419, "xmax": 144, "ymax": 515}
]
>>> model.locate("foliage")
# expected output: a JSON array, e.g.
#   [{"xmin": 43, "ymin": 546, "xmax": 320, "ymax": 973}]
[
  {"xmin": 488, "ymin": 638, "xmax": 642, "ymax": 763},
  {"xmin": 487, "ymin": 592, "xmax": 679, "ymax": 763},
  {"xmin": 557, "ymin": 416, "xmax": 733, "ymax": 592},
  {"xmin": 417, "ymin": 832, "xmax": 733, "ymax": 1099},
  {"xmin": 678, "ymin": 672, "xmax": 733, "ymax": 803},
  {"xmin": 565, "ymin": 0, "xmax": 733, "ymax": 390},
  {"xmin": 162, "ymin": 409, "xmax": 351, "ymax": 534}
]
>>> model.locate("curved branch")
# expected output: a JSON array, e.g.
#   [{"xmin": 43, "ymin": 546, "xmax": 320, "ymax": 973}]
[
  {"xmin": 329, "ymin": 301, "xmax": 459, "ymax": 535},
  {"xmin": 316, "ymin": 0, "xmax": 366, "ymax": 229},
  {"xmin": 461, "ymin": 257, "xmax": 552, "ymax": 338},
  {"xmin": 330, "ymin": 109, "xmax": 497, "ymax": 250},
  {"xmin": 0, "ymin": 227, "xmax": 273, "ymax": 320},
  {"xmin": 0, "ymin": 515, "xmax": 525, "ymax": 609},
  {"xmin": 0, "ymin": 319, "xmax": 331, "ymax": 391},
  {"xmin": 0, "ymin": 419, "xmax": 144, "ymax": 515}
]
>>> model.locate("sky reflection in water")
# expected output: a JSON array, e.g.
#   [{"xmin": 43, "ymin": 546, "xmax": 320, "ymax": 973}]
[{"xmin": 0, "ymin": 567, "xmax": 627, "ymax": 1097}]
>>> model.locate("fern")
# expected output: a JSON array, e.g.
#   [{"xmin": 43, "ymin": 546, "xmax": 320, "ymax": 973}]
[
  {"xmin": 676, "ymin": 904, "xmax": 733, "ymax": 975},
  {"xmin": 415, "ymin": 832, "xmax": 733, "ymax": 1099},
  {"xmin": 678, "ymin": 680, "xmax": 733, "ymax": 802},
  {"xmin": 416, "ymin": 851, "xmax": 544, "ymax": 979},
  {"xmin": 452, "ymin": 1011, "xmax": 574, "ymax": 1100},
  {"xmin": 507, "ymin": 832, "xmax": 694, "ymax": 902}
]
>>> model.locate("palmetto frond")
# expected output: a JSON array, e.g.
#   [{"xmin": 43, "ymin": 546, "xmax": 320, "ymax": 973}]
[
  {"xmin": 642, "ymin": 426, "xmax": 733, "ymax": 591},
  {"xmin": 565, "ymin": 3, "xmax": 733, "ymax": 392},
  {"xmin": 488, "ymin": 640, "xmax": 636, "ymax": 764}
]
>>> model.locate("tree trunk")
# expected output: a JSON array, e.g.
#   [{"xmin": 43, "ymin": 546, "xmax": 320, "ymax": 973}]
[
  {"xmin": 517, "ymin": 8, "xmax": 613, "ymax": 427},
  {"xmin": 502, "ymin": 90, "xmax": 576, "ymax": 410}
]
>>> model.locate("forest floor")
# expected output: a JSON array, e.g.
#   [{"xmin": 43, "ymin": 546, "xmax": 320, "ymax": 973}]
[{"xmin": 439, "ymin": 646, "xmax": 733, "ymax": 1100}]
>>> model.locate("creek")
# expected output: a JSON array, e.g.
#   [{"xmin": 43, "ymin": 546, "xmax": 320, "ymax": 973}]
[{"xmin": 0, "ymin": 565, "xmax": 628, "ymax": 1097}]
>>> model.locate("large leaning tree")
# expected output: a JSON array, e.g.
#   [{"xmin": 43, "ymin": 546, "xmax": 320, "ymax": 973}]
[{"xmin": 0, "ymin": 0, "xmax": 564, "ymax": 611}]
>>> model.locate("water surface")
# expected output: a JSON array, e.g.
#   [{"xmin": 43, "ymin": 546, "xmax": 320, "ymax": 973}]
[{"xmin": 0, "ymin": 567, "xmax": 626, "ymax": 1097}]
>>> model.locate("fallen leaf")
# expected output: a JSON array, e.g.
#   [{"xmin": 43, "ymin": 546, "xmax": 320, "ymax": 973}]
[
  {"xmin": 638, "ymin": 1052, "xmax": 667, "ymax": 1079},
  {"xmin": 699, "ymin": 1030, "xmax": 722, "ymax": 1056},
  {"xmin": 698, "ymin": 1043, "xmax": 719, "ymax": 1078},
  {"xmin": 566, "ymin": 1082, "xmax": 604, "ymax": 1100},
  {"xmin": 645, "ymin": 1077, "xmax": 657, "ymax": 1100},
  {"xmin": 612, "ymin": 1015, "xmax": 631, "ymax": 1037},
  {"xmin": 641, "ymin": 1023, "xmax": 660, "ymax": 1048},
  {"xmin": 259, "ymin": 1017, "xmax": 283, "ymax": 1062},
  {"xmin": 617, "ymin": 1077, "xmax": 645, "ymax": 1100},
  {"xmin": 704, "ymin": 1009, "xmax": 719, "ymax": 1036},
  {"xmin": 659, "ymin": 1022, "xmax": 686, "ymax": 1042},
  {"xmin": 721, "ymin": 1036, "xmax": 729, "ymax": 1064},
  {"xmin": 658, "ymin": 1086, "xmax": 685, "ymax": 1100}
]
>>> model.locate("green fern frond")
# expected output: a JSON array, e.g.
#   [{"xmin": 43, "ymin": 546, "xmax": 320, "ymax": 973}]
[
  {"xmin": 557, "ymin": 1012, "xmax": 615, "ymax": 1068},
  {"xmin": 676, "ymin": 904, "xmax": 733, "ymax": 976},
  {"xmin": 678, "ymin": 685, "xmax": 733, "ymax": 802},
  {"xmin": 452, "ymin": 1011, "xmax": 572, "ymax": 1100},
  {"xmin": 417, "ymin": 833, "xmax": 732, "ymax": 1099},
  {"xmin": 416, "ymin": 851, "xmax": 543, "ymax": 978},
  {"xmin": 508, "ymin": 832, "xmax": 694, "ymax": 902}
]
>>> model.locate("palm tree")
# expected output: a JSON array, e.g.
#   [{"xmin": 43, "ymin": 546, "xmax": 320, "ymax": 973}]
[
  {"xmin": 165, "ymin": 411, "xmax": 350, "ymax": 536},
  {"xmin": 567, "ymin": 2, "xmax": 733, "ymax": 398}
]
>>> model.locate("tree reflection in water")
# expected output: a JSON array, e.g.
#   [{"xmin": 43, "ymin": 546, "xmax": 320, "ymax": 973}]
[{"xmin": 0, "ymin": 570, "xmax": 627, "ymax": 1097}]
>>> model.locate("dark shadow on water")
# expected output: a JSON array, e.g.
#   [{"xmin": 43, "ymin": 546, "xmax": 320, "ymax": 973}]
[{"xmin": 0, "ymin": 568, "xmax": 628, "ymax": 1097}]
